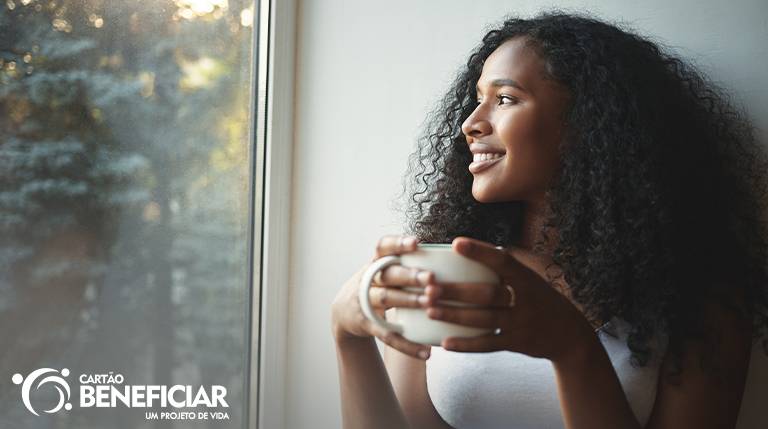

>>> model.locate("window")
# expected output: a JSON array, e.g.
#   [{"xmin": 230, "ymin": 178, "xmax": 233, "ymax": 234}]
[{"xmin": 0, "ymin": 0, "xmax": 264, "ymax": 427}]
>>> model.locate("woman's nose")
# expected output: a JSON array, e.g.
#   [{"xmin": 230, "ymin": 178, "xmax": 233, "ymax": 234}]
[{"xmin": 461, "ymin": 109, "xmax": 492, "ymax": 142}]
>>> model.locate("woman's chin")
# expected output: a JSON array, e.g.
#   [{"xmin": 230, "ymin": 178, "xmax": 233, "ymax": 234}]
[
  {"xmin": 472, "ymin": 183, "xmax": 524, "ymax": 203},
  {"xmin": 471, "ymin": 187, "xmax": 502, "ymax": 203}
]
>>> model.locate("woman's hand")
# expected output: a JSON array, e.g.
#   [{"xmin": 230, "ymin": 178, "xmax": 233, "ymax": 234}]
[
  {"xmin": 423, "ymin": 236, "xmax": 596, "ymax": 363},
  {"xmin": 331, "ymin": 235, "xmax": 434, "ymax": 360}
]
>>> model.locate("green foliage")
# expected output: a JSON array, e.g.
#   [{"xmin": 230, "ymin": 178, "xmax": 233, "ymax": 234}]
[{"xmin": 1, "ymin": 0, "xmax": 254, "ymax": 426}]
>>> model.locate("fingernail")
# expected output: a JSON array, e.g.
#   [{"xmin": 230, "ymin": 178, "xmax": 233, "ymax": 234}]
[
  {"xmin": 417, "ymin": 271, "xmax": 431, "ymax": 285},
  {"xmin": 454, "ymin": 238, "xmax": 471, "ymax": 252},
  {"xmin": 427, "ymin": 308, "xmax": 442, "ymax": 318},
  {"xmin": 426, "ymin": 285, "xmax": 442, "ymax": 298},
  {"xmin": 418, "ymin": 349, "xmax": 430, "ymax": 359},
  {"xmin": 404, "ymin": 237, "xmax": 417, "ymax": 247},
  {"xmin": 417, "ymin": 295, "xmax": 428, "ymax": 305}
]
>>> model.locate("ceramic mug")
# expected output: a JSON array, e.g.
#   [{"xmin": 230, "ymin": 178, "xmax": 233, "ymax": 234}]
[{"xmin": 358, "ymin": 243, "xmax": 499, "ymax": 346}]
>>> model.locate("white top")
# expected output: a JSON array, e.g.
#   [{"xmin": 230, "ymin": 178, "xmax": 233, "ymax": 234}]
[{"xmin": 426, "ymin": 318, "xmax": 768, "ymax": 429}]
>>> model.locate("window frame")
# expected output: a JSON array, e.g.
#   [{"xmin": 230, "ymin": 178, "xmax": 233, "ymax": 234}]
[{"xmin": 246, "ymin": 0, "xmax": 297, "ymax": 428}]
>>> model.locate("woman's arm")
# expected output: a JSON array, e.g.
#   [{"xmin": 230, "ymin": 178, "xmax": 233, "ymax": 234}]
[
  {"xmin": 552, "ymin": 304, "xmax": 752, "ymax": 429},
  {"xmin": 440, "ymin": 239, "xmax": 752, "ymax": 428},
  {"xmin": 334, "ymin": 335, "xmax": 411, "ymax": 429},
  {"xmin": 331, "ymin": 235, "xmax": 438, "ymax": 429},
  {"xmin": 552, "ymin": 327, "xmax": 643, "ymax": 429},
  {"xmin": 644, "ymin": 303, "xmax": 752, "ymax": 429},
  {"xmin": 333, "ymin": 328, "xmax": 455, "ymax": 429},
  {"xmin": 383, "ymin": 343, "xmax": 456, "ymax": 429}
]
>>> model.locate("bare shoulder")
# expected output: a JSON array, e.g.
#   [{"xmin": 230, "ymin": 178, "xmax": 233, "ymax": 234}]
[
  {"xmin": 383, "ymin": 343, "xmax": 455, "ymax": 429},
  {"xmin": 645, "ymin": 301, "xmax": 753, "ymax": 429}
]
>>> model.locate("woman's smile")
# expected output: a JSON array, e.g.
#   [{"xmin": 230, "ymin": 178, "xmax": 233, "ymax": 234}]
[
  {"xmin": 468, "ymin": 142, "xmax": 507, "ymax": 174},
  {"xmin": 469, "ymin": 154, "xmax": 505, "ymax": 174}
]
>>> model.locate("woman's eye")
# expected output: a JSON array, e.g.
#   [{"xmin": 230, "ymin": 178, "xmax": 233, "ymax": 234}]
[
  {"xmin": 475, "ymin": 95, "xmax": 519, "ymax": 105},
  {"xmin": 497, "ymin": 95, "xmax": 518, "ymax": 105}
]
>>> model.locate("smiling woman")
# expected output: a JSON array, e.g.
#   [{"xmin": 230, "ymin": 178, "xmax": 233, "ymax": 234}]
[
  {"xmin": 463, "ymin": 37, "xmax": 570, "ymax": 204},
  {"xmin": 331, "ymin": 9, "xmax": 768, "ymax": 429}
]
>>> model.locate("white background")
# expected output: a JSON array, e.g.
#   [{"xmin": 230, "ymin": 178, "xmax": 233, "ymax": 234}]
[{"xmin": 285, "ymin": 1, "xmax": 768, "ymax": 427}]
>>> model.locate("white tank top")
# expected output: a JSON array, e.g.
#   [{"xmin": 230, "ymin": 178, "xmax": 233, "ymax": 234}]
[{"xmin": 426, "ymin": 317, "xmax": 768, "ymax": 429}]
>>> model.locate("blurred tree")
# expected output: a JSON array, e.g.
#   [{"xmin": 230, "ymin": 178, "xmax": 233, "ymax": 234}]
[
  {"xmin": 0, "ymin": 0, "xmax": 254, "ymax": 427},
  {"xmin": 0, "ymin": 0, "xmax": 145, "ymax": 366}
]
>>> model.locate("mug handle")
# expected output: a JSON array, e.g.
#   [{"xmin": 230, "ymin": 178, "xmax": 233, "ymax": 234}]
[{"xmin": 358, "ymin": 255, "xmax": 405, "ymax": 335}]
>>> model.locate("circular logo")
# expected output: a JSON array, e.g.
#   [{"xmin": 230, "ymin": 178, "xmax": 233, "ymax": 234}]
[{"xmin": 12, "ymin": 368, "xmax": 72, "ymax": 416}]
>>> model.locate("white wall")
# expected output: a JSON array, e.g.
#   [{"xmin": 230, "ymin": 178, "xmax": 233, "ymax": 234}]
[{"xmin": 286, "ymin": 1, "xmax": 768, "ymax": 428}]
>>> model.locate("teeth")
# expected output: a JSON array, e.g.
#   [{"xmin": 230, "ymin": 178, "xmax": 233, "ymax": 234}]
[{"xmin": 473, "ymin": 153, "xmax": 504, "ymax": 162}]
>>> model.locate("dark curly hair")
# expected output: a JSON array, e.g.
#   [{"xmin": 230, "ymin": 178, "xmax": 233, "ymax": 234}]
[{"xmin": 401, "ymin": 10, "xmax": 768, "ymax": 382}]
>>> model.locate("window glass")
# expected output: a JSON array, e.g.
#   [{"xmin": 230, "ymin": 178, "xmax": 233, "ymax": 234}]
[{"xmin": 0, "ymin": 1, "xmax": 256, "ymax": 427}]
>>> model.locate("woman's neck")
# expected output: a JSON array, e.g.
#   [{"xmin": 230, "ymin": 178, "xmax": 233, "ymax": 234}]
[
  {"xmin": 519, "ymin": 198, "xmax": 553, "ymax": 253},
  {"xmin": 518, "ymin": 198, "xmax": 605, "ymax": 331}
]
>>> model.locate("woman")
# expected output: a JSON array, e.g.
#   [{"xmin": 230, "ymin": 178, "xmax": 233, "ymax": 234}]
[{"xmin": 331, "ymin": 11, "xmax": 768, "ymax": 429}]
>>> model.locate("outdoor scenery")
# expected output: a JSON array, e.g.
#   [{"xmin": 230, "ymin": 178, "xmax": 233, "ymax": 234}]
[{"xmin": 1, "ymin": 0, "xmax": 256, "ymax": 427}]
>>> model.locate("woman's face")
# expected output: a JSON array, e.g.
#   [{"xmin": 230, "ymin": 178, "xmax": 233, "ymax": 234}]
[{"xmin": 462, "ymin": 37, "xmax": 571, "ymax": 203}]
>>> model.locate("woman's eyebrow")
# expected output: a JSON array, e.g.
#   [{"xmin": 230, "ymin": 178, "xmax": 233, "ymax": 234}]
[{"xmin": 475, "ymin": 78, "xmax": 529, "ymax": 94}]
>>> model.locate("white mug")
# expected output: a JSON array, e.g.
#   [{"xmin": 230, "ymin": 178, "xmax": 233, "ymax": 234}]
[{"xmin": 358, "ymin": 243, "xmax": 499, "ymax": 346}]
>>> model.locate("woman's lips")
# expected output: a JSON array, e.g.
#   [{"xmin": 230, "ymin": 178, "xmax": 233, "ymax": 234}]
[{"xmin": 469, "ymin": 155, "xmax": 505, "ymax": 174}]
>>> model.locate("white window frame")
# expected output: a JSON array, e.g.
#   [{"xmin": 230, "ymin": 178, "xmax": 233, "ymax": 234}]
[{"xmin": 247, "ymin": 0, "xmax": 297, "ymax": 428}]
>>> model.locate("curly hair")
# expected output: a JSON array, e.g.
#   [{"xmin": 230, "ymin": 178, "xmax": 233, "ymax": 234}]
[{"xmin": 401, "ymin": 10, "xmax": 768, "ymax": 382}]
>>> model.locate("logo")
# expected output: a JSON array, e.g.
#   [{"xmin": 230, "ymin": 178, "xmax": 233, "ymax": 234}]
[
  {"xmin": 12, "ymin": 368, "xmax": 72, "ymax": 416},
  {"xmin": 11, "ymin": 368, "xmax": 230, "ymax": 421}
]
